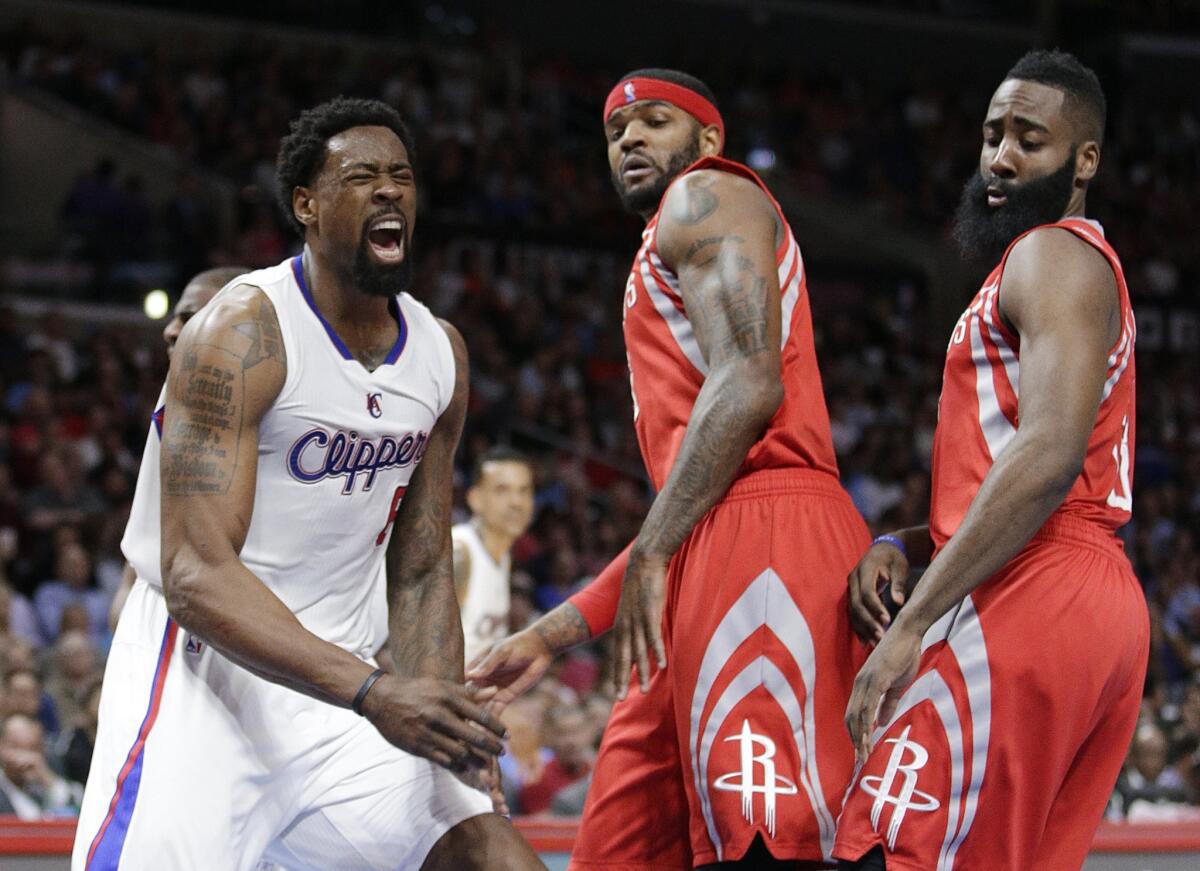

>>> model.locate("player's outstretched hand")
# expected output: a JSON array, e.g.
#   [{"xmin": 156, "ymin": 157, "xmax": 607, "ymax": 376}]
[
  {"xmin": 848, "ymin": 539, "xmax": 911, "ymax": 644},
  {"xmin": 845, "ymin": 623, "xmax": 922, "ymax": 764},
  {"xmin": 610, "ymin": 548, "xmax": 669, "ymax": 700},
  {"xmin": 465, "ymin": 629, "xmax": 554, "ymax": 714},
  {"xmin": 361, "ymin": 674, "xmax": 507, "ymax": 772}
]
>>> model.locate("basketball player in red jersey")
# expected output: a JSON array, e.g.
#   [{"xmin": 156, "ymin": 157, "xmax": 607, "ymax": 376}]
[
  {"xmin": 470, "ymin": 69, "xmax": 870, "ymax": 868},
  {"xmin": 835, "ymin": 50, "xmax": 1148, "ymax": 871}
]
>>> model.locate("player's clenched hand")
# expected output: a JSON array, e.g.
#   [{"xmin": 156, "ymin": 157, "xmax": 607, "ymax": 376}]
[
  {"xmin": 610, "ymin": 548, "xmax": 669, "ymax": 700},
  {"xmin": 848, "ymin": 540, "xmax": 911, "ymax": 644},
  {"xmin": 465, "ymin": 629, "xmax": 554, "ymax": 715},
  {"xmin": 845, "ymin": 623, "xmax": 922, "ymax": 764},
  {"xmin": 361, "ymin": 674, "xmax": 507, "ymax": 772}
]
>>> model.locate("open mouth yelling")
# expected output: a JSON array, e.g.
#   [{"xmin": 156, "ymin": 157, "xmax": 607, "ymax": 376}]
[
  {"xmin": 367, "ymin": 215, "xmax": 407, "ymax": 263},
  {"xmin": 986, "ymin": 184, "xmax": 1008, "ymax": 207}
]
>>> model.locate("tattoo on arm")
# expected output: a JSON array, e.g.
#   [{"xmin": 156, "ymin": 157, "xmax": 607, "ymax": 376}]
[
  {"xmin": 231, "ymin": 300, "xmax": 286, "ymax": 370},
  {"xmin": 533, "ymin": 602, "xmax": 592, "ymax": 654},
  {"xmin": 681, "ymin": 239, "xmax": 772, "ymax": 366},
  {"xmin": 163, "ymin": 294, "xmax": 285, "ymax": 496},
  {"xmin": 163, "ymin": 349, "xmax": 242, "ymax": 495},
  {"xmin": 671, "ymin": 174, "xmax": 719, "ymax": 225}
]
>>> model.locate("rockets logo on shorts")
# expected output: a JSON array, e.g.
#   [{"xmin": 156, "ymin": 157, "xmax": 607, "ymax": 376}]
[
  {"xmin": 690, "ymin": 568, "xmax": 837, "ymax": 861},
  {"xmin": 713, "ymin": 719, "xmax": 798, "ymax": 837},
  {"xmin": 859, "ymin": 725, "xmax": 941, "ymax": 849}
]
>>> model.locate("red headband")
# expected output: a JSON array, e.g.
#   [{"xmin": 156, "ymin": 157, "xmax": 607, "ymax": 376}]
[{"xmin": 603, "ymin": 77, "xmax": 725, "ymax": 148}]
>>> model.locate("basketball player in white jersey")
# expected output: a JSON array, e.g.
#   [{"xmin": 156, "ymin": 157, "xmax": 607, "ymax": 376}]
[
  {"xmin": 454, "ymin": 447, "xmax": 535, "ymax": 664},
  {"xmin": 74, "ymin": 97, "xmax": 544, "ymax": 871},
  {"xmin": 109, "ymin": 265, "xmax": 250, "ymax": 632}
]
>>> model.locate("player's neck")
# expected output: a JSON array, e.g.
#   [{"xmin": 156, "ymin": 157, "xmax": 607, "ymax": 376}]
[
  {"xmin": 1061, "ymin": 190, "xmax": 1088, "ymax": 221},
  {"xmin": 301, "ymin": 246, "xmax": 391, "ymax": 328},
  {"xmin": 472, "ymin": 518, "xmax": 513, "ymax": 564}
]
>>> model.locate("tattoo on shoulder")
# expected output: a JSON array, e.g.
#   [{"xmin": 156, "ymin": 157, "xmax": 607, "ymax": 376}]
[
  {"xmin": 681, "ymin": 235, "xmax": 745, "ymax": 269},
  {"xmin": 672, "ymin": 174, "xmax": 719, "ymax": 225},
  {"xmin": 163, "ymin": 347, "xmax": 242, "ymax": 495},
  {"xmin": 231, "ymin": 300, "xmax": 286, "ymax": 370}
]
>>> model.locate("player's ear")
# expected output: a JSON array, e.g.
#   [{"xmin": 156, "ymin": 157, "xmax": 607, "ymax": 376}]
[
  {"xmin": 465, "ymin": 485, "xmax": 481, "ymax": 515},
  {"xmin": 292, "ymin": 186, "xmax": 318, "ymax": 230},
  {"xmin": 1074, "ymin": 141, "xmax": 1100, "ymax": 186},
  {"xmin": 699, "ymin": 124, "xmax": 722, "ymax": 158}
]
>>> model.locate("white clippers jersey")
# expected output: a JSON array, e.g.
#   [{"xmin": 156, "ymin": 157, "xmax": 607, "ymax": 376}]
[
  {"xmin": 452, "ymin": 521, "xmax": 511, "ymax": 663},
  {"xmin": 121, "ymin": 254, "xmax": 456, "ymax": 658}
]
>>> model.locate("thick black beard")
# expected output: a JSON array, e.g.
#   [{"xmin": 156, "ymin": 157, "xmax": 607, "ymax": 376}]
[
  {"xmin": 612, "ymin": 139, "xmax": 702, "ymax": 215},
  {"xmin": 952, "ymin": 148, "xmax": 1077, "ymax": 267},
  {"xmin": 352, "ymin": 229, "xmax": 413, "ymax": 298}
]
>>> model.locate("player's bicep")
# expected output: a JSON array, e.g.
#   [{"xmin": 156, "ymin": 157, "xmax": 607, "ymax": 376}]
[
  {"xmin": 1002, "ymin": 230, "xmax": 1118, "ymax": 455},
  {"xmin": 161, "ymin": 289, "xmax": 285, "ymax": 570},
  {"xmin": 658, "ymin": 173, "xmax": 781, "ymax": 369}
]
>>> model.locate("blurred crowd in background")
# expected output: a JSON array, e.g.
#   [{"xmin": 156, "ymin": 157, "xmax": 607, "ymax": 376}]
[{"xmin": 0, "ymin": 9, "xmax": 1197, "ymax": 820}]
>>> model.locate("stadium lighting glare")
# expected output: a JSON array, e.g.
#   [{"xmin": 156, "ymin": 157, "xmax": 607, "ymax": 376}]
[{"xmin": 144, "ymin": 289, "xmax": 170, "ymax": 320}]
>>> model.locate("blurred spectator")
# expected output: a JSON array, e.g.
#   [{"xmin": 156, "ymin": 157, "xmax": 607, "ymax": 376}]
[
  {"xmin": 0, "ymin": 580, "xmax": 42, "ymax": 650},
  {"xmin": 1113, "ymin": 722, "xmax": 1199, "ymax": 821},
  {"xmin": 498, "ymin": 697, "xmax": 552, "ymax": 816},
  {"xmin": 518, "ymin": 701, "xmax": 595, "ymax": 815},
  {"xmin": 55, "ymin": 678, "xmax": 102, "ymax": 786},
  {"xmin": 3, "ymin": 668, "xmax": 60, "ymax": 738},
  {"xmin": 33, "ymin": 543, "xmax": 109, "ymax": 647},
  {"xmin": 0, "ymin": 714, "xmax": 82, "ymax": 819},
  {"xmin": 44, "ymin": 631, "xmax": 100, "ymax": 731}
]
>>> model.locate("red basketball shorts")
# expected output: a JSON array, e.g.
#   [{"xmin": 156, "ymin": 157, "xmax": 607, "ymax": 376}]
[
  {"xmin": 570, "ymin": 469, "xmax": 871, "ymax": 869},
  {"xmin": 834, "ymin": 514, "xmax": 1149, "ymax": 871}
]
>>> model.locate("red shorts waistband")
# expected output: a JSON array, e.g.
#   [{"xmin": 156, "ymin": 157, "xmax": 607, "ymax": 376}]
[
  {"xmin": 1030, "ymin": 513, "xmax": 1127, "ymax": 558},
  {"xmin": 722, "ymin": 467, "xmax": 848, "ymax": 502}
]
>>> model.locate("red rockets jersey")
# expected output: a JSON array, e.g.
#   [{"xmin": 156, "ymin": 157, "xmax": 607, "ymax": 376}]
[
  {"xmin": 930, "ymin": 218, "xmax": 1136, "ymax": 550},
  {"xmin": 623, "ymin": 157, "xmax": 839, "ymax": 492}
]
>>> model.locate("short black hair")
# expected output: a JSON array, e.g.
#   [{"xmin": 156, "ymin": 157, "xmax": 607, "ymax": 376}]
[
  {"xmin": 275, "ymin": 96, "xmax": 417, "ymax": 238},
  {"xmin": 617, "ymin": 68, "xmax": 719, "ymax": 110},
  {"xmin": 471, "ymin": 445, "xmax": 532, "ymax": 486},
  {"xmin": 1004, "ymin": 49, "xmax": 1106, "ymax": 143}
]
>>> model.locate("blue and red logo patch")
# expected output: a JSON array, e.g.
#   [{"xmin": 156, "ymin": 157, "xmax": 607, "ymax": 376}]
[{"xmin": 367, "ymin": 392, "xmax": 383, "ymax": 418}]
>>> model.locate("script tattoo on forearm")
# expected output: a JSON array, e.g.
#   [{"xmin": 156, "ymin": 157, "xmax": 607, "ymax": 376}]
[{"xmin": 534, "ymin": 602, "xmax": 592, "ymax": 653}]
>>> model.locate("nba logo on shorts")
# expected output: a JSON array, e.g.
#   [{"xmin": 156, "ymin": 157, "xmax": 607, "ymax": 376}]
[
  {"xmin": 367, "ymin": 393, "xmax": 383, "ymax": 418},
  {"xmin": 624, "ymin": 82, "xmax": 636, "ymax": 103},
  {"xmin": 185, "ymin": 634, "xmax": 204, "ymax": 655}
]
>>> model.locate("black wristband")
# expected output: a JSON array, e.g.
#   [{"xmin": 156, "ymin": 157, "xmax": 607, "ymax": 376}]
[{"xmin": 352, "ymin": 668, "xmax": 387, "ymax": 716}]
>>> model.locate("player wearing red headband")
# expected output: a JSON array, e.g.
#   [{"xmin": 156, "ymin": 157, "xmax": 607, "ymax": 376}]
[{"xmin": 471, "ymin": 68, "xmax": 869, "ymax": 868}]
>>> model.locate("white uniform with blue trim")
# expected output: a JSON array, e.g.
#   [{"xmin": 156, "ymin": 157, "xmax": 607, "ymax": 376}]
[{"xmin": 75, "ymin": 255, "xmax": 490, "ymax": 871}]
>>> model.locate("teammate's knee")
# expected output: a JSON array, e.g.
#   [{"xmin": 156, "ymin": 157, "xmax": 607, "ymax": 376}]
[{"xmin": 838, "ymin": 846, "xmax": 886, "ymax": 871}]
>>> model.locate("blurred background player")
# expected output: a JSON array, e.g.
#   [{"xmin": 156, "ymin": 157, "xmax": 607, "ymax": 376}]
[
  {"xmin": 454, "ymin": 446, "xmax": 535, "ymax": 665},
  {"xmin": 837, "ymin": 50, "xmax": 1148, "ymax": 871},
  {"xmin": 108, "ymin": 265, "xmax": 250, "ymax": 630},
  {"xmin": 472, "ymin": 68, "xmax": 871, "ymax": 869}
]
